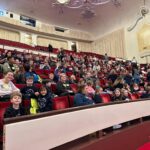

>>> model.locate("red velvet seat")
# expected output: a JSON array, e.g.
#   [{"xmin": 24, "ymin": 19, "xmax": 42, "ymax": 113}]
[
  {"xmin": 68, "ymin": 96, "xmax": 74, "ymax": 107},
  {"xmin": 34, "ymin": 69, "xmax": 44, "ymax": 75},
  {"xmin": 15, "ymin": 84, "xmax": 26, "ymax": 89},
  {"xmin": 70, "ymin": 84, "xmax": 78, "ymax": 93},
  {"xmin": 0, "ymin": 108, "xmax": 6, "ymax": 142},
  {"xmin": 0, "ymin": 101, "xmax": 11, "ymax": 109},
  {"xmin": 23, "ymin": 100, "xmax": 30, "ymax": 108},
  {"xmin": 35, "ymin": 83, "xmax": 42, "ymax": 89},
  {"xmin": 52, "ymin": 96, "xmax": 69, "ymax": 110},
  {"xmin": 129, "ymin": 93, "xmax": 139, "ymax": 101},
  {"xmin": 100, "ymin": 93, "xmax": 111, "ymax": 103},
  {"xmin": 51, "ymin": 84, "xmax": 57, "ymax": 93}
]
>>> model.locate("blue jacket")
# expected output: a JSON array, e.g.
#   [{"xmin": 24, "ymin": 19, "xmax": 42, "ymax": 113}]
[{"xmin": 74, "ymin": 93, "xmax": 94, "ymax": 107}]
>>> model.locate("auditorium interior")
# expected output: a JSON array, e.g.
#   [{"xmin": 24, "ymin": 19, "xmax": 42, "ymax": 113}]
[{"xmin": 0, "ymin": 0, "xmax": 150, "ymax": 150}]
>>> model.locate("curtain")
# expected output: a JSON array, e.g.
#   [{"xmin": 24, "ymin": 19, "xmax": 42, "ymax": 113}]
[{"xmin": 92, "ymin": 29, "xmax": 125, "ymax": 58}]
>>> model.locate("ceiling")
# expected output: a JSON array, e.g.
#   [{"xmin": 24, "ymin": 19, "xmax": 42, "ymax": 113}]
[{"xmin": 0, "ymin": 0, "xmax": 149, "ymax": 38}]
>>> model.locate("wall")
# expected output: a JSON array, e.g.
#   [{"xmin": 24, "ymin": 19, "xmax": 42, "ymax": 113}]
[
  {"xmin": 92, "ymin": 29, "xmax": 125, "ymax": 58},
  {"xmin": 77, "ymin": 41, "xmax": 92, "ymax": 52},
  {"xmin": 125, "ymin": 16, "xmax": 150, "ymax": 64},
  {"xmin": 0, "ymin": 28, "xmax": 20, "ymax": 42},
  {"xmin": 37, "ymin": 36, "xmax": 68, "ymax": 49}
]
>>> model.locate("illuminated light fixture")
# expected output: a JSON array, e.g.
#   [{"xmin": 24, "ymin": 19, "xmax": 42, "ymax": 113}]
[
  {"xmin": 56, "ymin": 0, "xmax": 70, "ymax": 4},
  {"xmin": 54, "ymin": 0, "xmax": 111, "ymax": 8}
]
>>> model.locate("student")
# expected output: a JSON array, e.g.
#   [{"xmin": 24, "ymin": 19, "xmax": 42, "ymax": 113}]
[
  {"xmin": 74, "ymin": 84, "xmax": 94, "ymax": 107},
  {"xmin": 21, "ymin": 76, "xmax": 39, "ymax": 99},
  {"xmin": 4, "ymin": 92, "xmax": 26, "ymax": 118},
  {"xmin": 56, "ymin": 73, "xmax": 73, "ymax": 96},
  {"xmin": 112, "ymin": 88, "xmax": 123, "ymax": 101},
  {"xmin": 93, "ymin": 86, "xmax": 102, "ymax": 104},
  {"xmin": 122, "ymin": 89, "xmax": 130, "ymax": 101},
  {"xmin": 36, "ymin": 86, "xmax": 53, "ymax": 112}
]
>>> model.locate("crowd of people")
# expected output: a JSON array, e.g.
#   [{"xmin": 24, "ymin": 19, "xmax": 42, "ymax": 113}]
[{"xmin": 0, "ymin": 48, "xmax": 150, "ymax": 118}]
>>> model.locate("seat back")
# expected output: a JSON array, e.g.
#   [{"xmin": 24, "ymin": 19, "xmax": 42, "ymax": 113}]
[
  {"xmin": 100, "ymin": 93, "xmax": 111, "ymax": 103},
  {"xmin": 0, "ymin": 101, "xmax": 11, "ymax": 109},
  {"xmin": 0, "ymin": 108, "xmax": 6, "ymax": 142},
  {"xmin": 52, "ymin": 96, "xmax": 69, "ymax": 110},
  {"xmin": 51, "ymin": 84, "xmax": 57, "ymax": 93},
  {"xmin": 68, "ymin": 96, "xmax": 74, "ymax": 107},
  {"xmin": 15, "ymin": 84, "xmax": 26, "ymax": 89},
  {"xmin": 70, "ymin": 84, "xmax": 78, "ymax": 93},
  {"xmin": 130, "ymin": 93, "xmax": 139, "ymax": 101}
]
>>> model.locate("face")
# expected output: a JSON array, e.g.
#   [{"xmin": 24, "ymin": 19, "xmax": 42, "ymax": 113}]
[
  {"xmin": 26, "ymin": 79, "xmax": 33, "ymax": 85},
  {"xmin": 61, "ymin": 74, "xmax": 67, "ymax": 82},
  {"xmin": 49, "ymin": 73, "xmax": 54, "ymax": 80},
  {"xmin": 11, "ymin": 96, "xmax": 22, "ymax": 105},
  {"xmin": 115, "ymin": 90, "xmax": 121, "ymax": 97},
  {"xmin": 4, "ymin": 72, "xmax": 14, "ymax": 81},
  {"xmin": 123, "ymin": 90, "xmax": 129, "ymax": 97},
  {"xmin": 40, "ymin": 89, "xmax": 47, "ymax": 96}
]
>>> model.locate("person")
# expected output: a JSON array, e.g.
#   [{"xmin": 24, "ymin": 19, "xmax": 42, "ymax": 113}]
[
  {"xmin": 3, "ymin": 56, "xmax": 16, "ymax": 73},
  {"xmin": 86, "ymin": 80, "xmax": 95, "ymax": 98},
  {"xmin": 57, "ymin": 48, "xmax": 65, "ymax": 62},
  {"xmin": 104, "ymin": 53, "xmax": 109, "ymax": 64},
  {"xmin": 0, "ymin": 71, "xmax": 19, "ymax": 101},
  {"xmin": 113, "ymin": 76, "xmax": 124, "ymax": 89},
  {"xmin": 122, "ymin": 89, "xmax": 130, "ymax": 101},
  {"xmin": 4, "ymin": 92, "xmax": 26, "ymax": 118},
  {"xmin": 48, "ymin": 44, "xmax": 53, "ymax": 52},
  {"xmin": 93, "ymin": 86, "xmax": 103, "ymax": 104},
  {"xmin": 36, "ymin": 86, "xmax": 53, "ymax": 112},
  {"xmin": 112, "ymin": 88, "xmax": 123, "ymax": 101},
  {"xmin": 21, "ymin": 76, "xmax": 39, "ymax": 99},
  {"xmin": 44, "ymin": 73, "xmax": 56, "ymax": 85},
  {"xmin": 56, "ymin": 73, "xmax": 73, "ymax": 96},
  {"xmin": 74, "ymin": 84, "xmax": 94, "ymax": 107}
]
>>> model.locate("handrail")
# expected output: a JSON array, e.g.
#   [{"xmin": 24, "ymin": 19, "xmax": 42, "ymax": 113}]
[{"xmin": 4, "ymin": 98, "xmax": 150, "ymax": 125}]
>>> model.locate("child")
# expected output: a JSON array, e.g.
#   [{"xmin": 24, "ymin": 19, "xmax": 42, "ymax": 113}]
[
  {"xmin": 112, "ymin": 88, "xmax": 123, "ymax": 101},
  {"xmin": 21, "ymin": 76, "xmax": 39, "ymax": 99},
  {"xmin": 36, "ymin": 86, "xmax": 53, "ymax": 112},
  {"xmin": 4, "ymin": 92, "xmax": 26, "ymax": 118},
  {"xmin": 93, "ymin": 86, "xmax": 102, "ymax": 104},
  {"xmin": 122, "ymin": 89, "xmax": 130, "ymax": 101}
]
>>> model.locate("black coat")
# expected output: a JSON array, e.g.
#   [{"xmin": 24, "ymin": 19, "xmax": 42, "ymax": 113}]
[{"xmin": 4, "ymin": 105, "xmax": 26, "ymax": 118}]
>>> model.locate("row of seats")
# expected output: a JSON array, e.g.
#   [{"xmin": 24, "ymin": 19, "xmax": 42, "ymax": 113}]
[
  {"xmin": 14, "ymin": 83, "xmax": 78, "ymax": 94},
  {"xmin": 0, "ymin": 38, "xmax": 35, "ymax": 50},
  {"xmin": 0, "ymin": 92, "xmax": 140, "ymax": 142}
]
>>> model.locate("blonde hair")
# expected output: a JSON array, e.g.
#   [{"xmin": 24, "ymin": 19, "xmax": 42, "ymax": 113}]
[{"xmin": 10, "ymin": 92, "xmax": 22, "ymax": 99}]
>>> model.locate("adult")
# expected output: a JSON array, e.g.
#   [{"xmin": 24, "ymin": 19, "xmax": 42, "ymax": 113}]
[{"xmin": 0, "ymin": 71, "xmax": 19, "ymax": 100}]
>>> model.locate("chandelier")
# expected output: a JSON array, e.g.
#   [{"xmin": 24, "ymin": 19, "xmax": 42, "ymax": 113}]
[
  {"xmin": 52, "ymin": 0, "xmax": 114, "ymax": 18},
  {"xmin": 54, "ymin": 0, "xmax": 111, "ymax": 8}
]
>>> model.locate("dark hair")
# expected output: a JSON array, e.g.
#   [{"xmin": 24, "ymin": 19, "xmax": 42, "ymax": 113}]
[
  {"xmin": 7, "ymin": 56, "xmax": 14, "ymax": 61},
  {"xmin": 39, "ymin": 86, "xmax": 47, "ymax": 92}
]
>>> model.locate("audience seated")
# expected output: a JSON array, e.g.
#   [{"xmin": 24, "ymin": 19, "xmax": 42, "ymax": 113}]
[
  {"xmin": 74, "ymin": 84, "xmax": 94, "ymax": 107},
  {"xmin": 0, "ymin": 43, "xmax": 149, "ymax": 117},
  {"xmin": 0, "ymin": 71, "xmax": 19, "ymax": 101},
  {"xmin": 21, "ymin": 76, "xmax": 39, "ymax": 99},
  {"xmin": 4, "ymin": 92, "xmax": 26, "ymax": 118},
  {"xmin": 56, "ymin": 73, "xmax": 73, "ymax": 96},
  {"xmin": 32, "ymin": 86, "xmax": 53, "ymax": 113}
]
